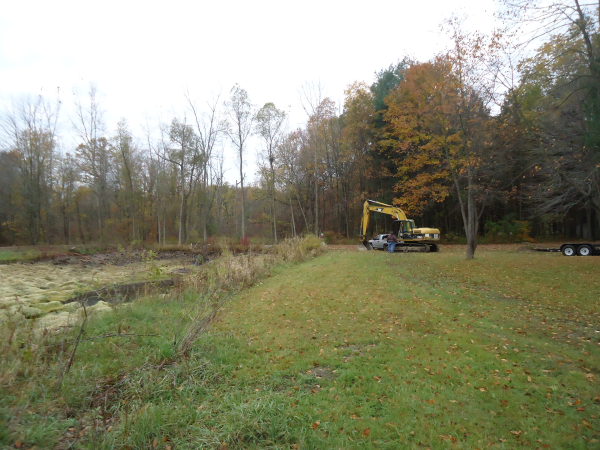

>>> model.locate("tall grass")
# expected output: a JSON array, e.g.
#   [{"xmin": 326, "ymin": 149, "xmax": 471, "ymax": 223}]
[{"xmin": 187, "ymin": 236, "xmax": 323, "ymax": 293}]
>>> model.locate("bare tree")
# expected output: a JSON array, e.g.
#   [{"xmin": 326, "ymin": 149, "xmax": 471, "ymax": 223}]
[
  {"xmin": 277, "ymin": 130, "xmax": 310, "ymax": 235},
  {"xmin": 498, "ymin": 1, "xmax": 600, "ymax": 232},
  {"xmin": 114, "ymin": 119, "xmax": 138, "ymax": 241},
  {"xmin": 143, "ymin": 116, "xmax": 168, "ymax": 245},
  {"xmin": 72, "ymin": 83, "xmax": 111, "ymax": 241},
  {"xmin": 1, "ymin": 92, "xmax": 61, "ymax": 244},
  {"xmin": 159, "ymin": 116, "xmax": 200, "ymax": 244},
  {"xmin": 256, "ymin": 102, "xmax": 286, "ymax": 243},
  {"xmin": 224, "ymin": 84, "xmax": 255, "ymax": 239},
  {"xmin": 186, "ymin": 91, "xmax": 225, "ymax": 241},
  {"xmin": 299, "ymin": 80, "xmax": 325, "ymax": 236}
]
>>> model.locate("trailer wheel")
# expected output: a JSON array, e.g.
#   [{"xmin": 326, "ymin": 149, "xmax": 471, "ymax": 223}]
[
  {"xmin": 578, "ymin": 245, "xmax": 592, "ymax": 256},
  {"xmin": 562, "ymin": 245, "xmax": 576, "ymax": 256}
]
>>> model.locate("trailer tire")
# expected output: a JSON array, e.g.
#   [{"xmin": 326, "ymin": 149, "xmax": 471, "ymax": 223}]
[
  {"xmin": 562, "ymin": 245, "xmax": 576, "ymax": 256},
  {"xmin": 578, "ymin": 245, "xmax": 592, "ymax": 256}
]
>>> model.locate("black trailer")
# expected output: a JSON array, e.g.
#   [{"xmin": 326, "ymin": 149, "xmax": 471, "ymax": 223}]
[{"xmin": 534, "ymin": 243, "xmax": 600, "ymax": 256}]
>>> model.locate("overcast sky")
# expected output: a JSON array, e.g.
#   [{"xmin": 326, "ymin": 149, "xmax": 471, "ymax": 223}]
[{"xmin": 0, "ymin": 0, "xmax": 499, "ymax": 183}]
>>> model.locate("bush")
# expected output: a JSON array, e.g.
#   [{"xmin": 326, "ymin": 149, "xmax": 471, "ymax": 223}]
[
  {"xmin": 484, "ymin": 217, "xmax": 534, "ymax": 243},
  {"xmin": 322, "ymin": 231, "xmax": 354, "ymax": 245}
]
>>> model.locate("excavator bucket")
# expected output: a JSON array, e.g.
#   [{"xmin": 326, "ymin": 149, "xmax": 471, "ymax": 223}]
[{"xmin": 358, "ymin": 240, "xmax": 373, "ymax": 251}]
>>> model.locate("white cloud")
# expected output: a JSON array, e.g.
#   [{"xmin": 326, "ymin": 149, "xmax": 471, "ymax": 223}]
[{"xmin": 0, "ymin": 0, "xmax": 498, "ymax": 182}]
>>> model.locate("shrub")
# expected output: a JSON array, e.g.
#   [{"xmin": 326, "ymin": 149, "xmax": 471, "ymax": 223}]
[
  {"xmin": 484, "ymin": 217, "xmax": 534, "ymax": 242},
  {"xmin": 322, "ymin": 231, "xmax": 354, "ymax": 245}
]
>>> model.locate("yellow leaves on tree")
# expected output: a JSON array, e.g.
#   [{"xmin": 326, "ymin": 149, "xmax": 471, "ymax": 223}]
[{"xmin": 379, "ymin": 58, "xmax": 462, "ymax": 216}]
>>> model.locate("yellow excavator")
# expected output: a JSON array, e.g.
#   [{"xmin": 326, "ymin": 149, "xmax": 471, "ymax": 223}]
[{"xmin": 359, "ymin": 200, "xmax": 441, "ymax": 252}]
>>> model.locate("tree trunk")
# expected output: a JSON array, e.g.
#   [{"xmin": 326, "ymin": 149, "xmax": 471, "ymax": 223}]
[
  {"xmin": 314, "ymin": 134, "xmax": 319, "ymax": 236},
  {"xmin": 586, "ymin": 205, "xmax": 593, "ymax": 240},
  {"xmin": 178, "ymin": 164, "xmax": 185, "ymax": 244},
  {"xmin": 97, "ymin": 194, "xmax": 103, "ymax": 242},
  {"xmin": 240, "ymin": 147, "xmax": 245, "ymax": 239},
  {"xmin": 296, "ymin": 192, "xmax": 308, "ymax": 234},
  {"xmin": 270, "ymin": 160, "xmax": 277, "ymax": 243},
  {"xmin": 289, "ymin": 190, "xmax": 296, "ymax": 238},
  {"xmin": 76, "ymin": 199, "xmax": 85, "ymax": 244},
  {"xmin": 157, "ymin": 207, "xmax": 161, "ymax": 244}
]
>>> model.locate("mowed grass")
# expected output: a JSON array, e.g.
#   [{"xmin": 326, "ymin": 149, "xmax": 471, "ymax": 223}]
[
  {"xmin": 2, "ymin": 245, "xmax": 600, "ymax": 449},
  {"xmin": 209, "ymin": 247, "xmax": 600, "ymax": 449}
]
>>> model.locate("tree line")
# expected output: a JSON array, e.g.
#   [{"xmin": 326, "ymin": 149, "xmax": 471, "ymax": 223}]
[{"xmin": 1, "ymin": 0, "xmax": 598, "ymax": 259}]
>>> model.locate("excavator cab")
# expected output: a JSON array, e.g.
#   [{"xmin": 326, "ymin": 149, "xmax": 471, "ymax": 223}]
[{"xmin": 392, "ymin": 220, "xmax": 414, "ymax": 239}]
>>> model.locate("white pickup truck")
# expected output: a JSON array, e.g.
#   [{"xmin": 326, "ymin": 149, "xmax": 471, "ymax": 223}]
[{"xmin": 369, "ymin": 234, "xmax": 390, "ymax": 250}]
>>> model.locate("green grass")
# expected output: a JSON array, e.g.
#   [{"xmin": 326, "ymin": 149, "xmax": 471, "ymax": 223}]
[
  {"xmin": 0, "ymin": 249, "xmax": 44, "ymax": 263},
  {"xmin": 0, "ymin": 244, "xmax": 109, "ymax": 264},
  {"xmin": 1, "ymin": 244, "xmax": 599, "ymax": 449}
]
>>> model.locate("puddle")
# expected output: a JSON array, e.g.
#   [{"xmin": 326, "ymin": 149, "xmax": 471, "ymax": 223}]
[{"xmin": 63, "ymin": 278, "xmax": 178, "ymax": 306}]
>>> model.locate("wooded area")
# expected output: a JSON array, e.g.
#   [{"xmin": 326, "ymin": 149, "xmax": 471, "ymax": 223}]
[{"xmin": 1, "ymin": 1, "xmax": 599, "ymax": 255}]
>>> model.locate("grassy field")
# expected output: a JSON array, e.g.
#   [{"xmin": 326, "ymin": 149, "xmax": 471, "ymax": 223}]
[{"xmin": 1, "ymin": 244, "xmax": 599, "ymax": 449}]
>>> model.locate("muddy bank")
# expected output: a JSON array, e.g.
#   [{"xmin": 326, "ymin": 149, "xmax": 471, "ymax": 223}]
[
  {"xmin": 63, "ymin": 278, "xmax": 178, "ymax": 306},
  {"xmin": 51, "ymin": 249, "xmax": 199, "ymax": 267}
]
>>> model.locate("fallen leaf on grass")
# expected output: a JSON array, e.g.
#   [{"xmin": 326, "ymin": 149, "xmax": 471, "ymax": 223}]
[
  {"xmin": 576, "ymin": 407, "xmax": 586, "ymax": 412},
  {"xmin": 152, "ymin": 437, "xmax": 158, "ymax": 448},
  {"xmin": 428, "ymin": 399, "xmax": 434, "ymax": 404},
  {"xmin": 363, "ymin": 428, "xmax": 371, "ymax": 436},
  {"xmin": 311, "ymin": 421, "xmax": 320, "ymax": 430},
  {"xmin": 14, "ymin": 441, "xmax": 22, "ymax": 449},
  {"xmin": 480, "ymin": 388, "xmax": 487, "ymax": 392},
  {"xmin": 511, "ymin": 430, "xmax": 522, "ymax": 436}
]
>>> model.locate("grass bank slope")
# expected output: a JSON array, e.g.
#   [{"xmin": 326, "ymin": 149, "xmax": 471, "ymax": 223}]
[{"xmin": 2, "ymin": 246, "xmax": 599, "ymax": 449}]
